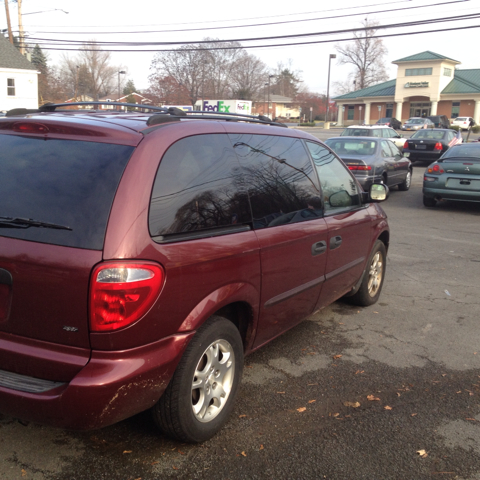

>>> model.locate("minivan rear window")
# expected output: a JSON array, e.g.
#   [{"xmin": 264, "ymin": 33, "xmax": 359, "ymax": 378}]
[{"xmin": 0, "ymin": 135, "xmax": 134, "ymax": 250}]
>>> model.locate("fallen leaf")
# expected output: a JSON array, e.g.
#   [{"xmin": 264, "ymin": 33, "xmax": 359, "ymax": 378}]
[
  {"xmin": 333, "ymin": 354, "xmax": 342, "ymax": 360},
  {"xmin": 297, "ymin": 407, "xmax": 307, "ymax": 413},
  {"xmin": 333, "ymin": 413, "xmax": 340, "ymax": 417},
  {"xmin": 277, "ymin": 392, "xmax": 285, "ymax": 394},
  {"xmin": 21, "ymin": 470, "xmax": 27, "ymax": 478},
  {"xmin": 259, "ymin": 445, "xmax": 264, "ymax": 450},
  {"xmin": 123, "ymin": 450, "xmax": 132, "ymax": 454},
  {"xmin": 239, "ymin": 414, "xmax": 247, "ymax": 418},
  {"xmin": 397, "ymin": 392, "xmax": 401, "ymax": 397},
  {"xmin": 367, "ymin": 395, "xmax": 380, "ymax": 401},
  {"xmin": 343, "ymin": 401, "xmax": 361, "ymax": 408},
  {"xmin": 466, "ymin": 418, "xmax": 477, "ymax": 421},
  {"xmin": 355, "ymin": 370, "xmax": 365, "ymax": 375},
  {"xmin": 151, "ymin": 461, "xmax": 159, "ymax": 465},
  {"xmin": 411, "ymin": 413, "xmax": 417, "ymax": 417},
  {"xmin": 384, "ymin": 406, "xmax": 392, "ymax": 410},
  {"xmin": 241, "ymin": 451, "xmax": 247, "ymax": 457},
  {"xmin": 178, "ymin": 450, "xmax": 185, "ymax": 455},
  {"xmin": 172, "ymin": 466, "xmax": 178, "ymax": 470},
  {"xmin": 308, "ymin": 400, "xmax": 316, "ymax": 404},
  {"xmin": 307, "ymin": 383, "xmax": 318, "ymax": 386},
  {"xmin": 417, "ymin": 449, "xmax": 428, "ymax": 458}
]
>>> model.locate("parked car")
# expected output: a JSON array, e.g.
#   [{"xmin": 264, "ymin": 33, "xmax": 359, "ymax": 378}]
[
  {"xmin": 325, "ymin": 137, "xmax": 412, "ymax": 191},
  {"xmin": 403, "ymin": 128, "xmax": 462, "ymax": 163},
  {"xmin": 401, "ymin": 117, "xmax": 435, "ymax": 131},
  {"xmin": 0, "ymin": 102, "xmax": 390, "ymax": 443},
  {"xmin": 426, "ymin": 115, "xmax": 450, "ymax": 129},
  {"xmin": 340, "ymin": 125, "xmax": 405, "ymax": 150},
  {"xmin": 452, "ymin": 116, "xmax": 475, "ymax": 131},
  {"xmin": 376, "ymin": 117, "xmax": 402, "ymax": 130},
  {"xmin": 423, "ymin": 143, "xmax": 480, "ymax": 207}
]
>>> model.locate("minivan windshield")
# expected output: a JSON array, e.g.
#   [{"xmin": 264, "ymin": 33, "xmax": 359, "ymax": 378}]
[{"xmin": 0, "ymin": 135, "xmax": 134, "ymax": 249}]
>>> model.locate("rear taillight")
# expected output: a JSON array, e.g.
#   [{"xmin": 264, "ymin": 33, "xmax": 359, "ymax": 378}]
[
  {"xmin": 404, "ymin": 140, "xmax": 409, "ymax": 149},
  {"xmin": 348, "ymin": 165, "xmax": 372, "ymax": 171},
  {"xmin": 89, "ymin": 262, "xmax": 165, "ymax": 332},
  {"xmin": 434, "ymin": 142, "xmax": 443, "ymax": 151},
  {"xmin": 427, "ymin": 164, "xmax": 444, "ymax": 174}
]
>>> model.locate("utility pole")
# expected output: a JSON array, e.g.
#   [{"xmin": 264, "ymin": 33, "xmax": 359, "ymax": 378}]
[
  {"xmin": 4, "ymin": 0, "xmax": 14, "ymax": 44},
  {"xmin": 17, "ymin": 0, "xmax": 25, "ymax": 54}
]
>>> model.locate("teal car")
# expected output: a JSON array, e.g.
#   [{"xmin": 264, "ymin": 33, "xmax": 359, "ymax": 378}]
[{"xmin": 423, "ymin": 143, "xmax": 480, "ymax": 207}]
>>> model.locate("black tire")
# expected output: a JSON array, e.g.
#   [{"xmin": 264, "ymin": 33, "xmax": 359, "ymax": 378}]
[
  {"xmin": 152, "ymin": 316, "xmax": 243, "ymax": 443},
  {"xmin": 398, "ymin": 170, "xmax": 412, "ymax": 191},
  {"xmin": 423, "ymin": 195, "xmax": 436, "ymax": 207},
  {"xmin": 348, "ymin": 241, "xmax": 386, "ymax": 307}
]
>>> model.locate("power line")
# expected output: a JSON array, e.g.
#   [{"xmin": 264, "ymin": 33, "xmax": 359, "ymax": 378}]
[
  {"xmin": 23, "ymin": 0, "xmax": 415, "ymax": 29},
  {"xmin": 22, "ymin": 0, "xmax": 468, "ymax": 36},
  {"xmin": 24, "ymin": 13, "xmax": 480, "ymax": 49},
  {"xmin": 28, "ymin": 23, "xmax": 480, "ymax": 53}
]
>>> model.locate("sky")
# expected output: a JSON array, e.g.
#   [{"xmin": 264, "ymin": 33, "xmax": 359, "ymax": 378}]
[{"xmin": 1, "ymin": 0, "xmax": 480, "ymax": 96}]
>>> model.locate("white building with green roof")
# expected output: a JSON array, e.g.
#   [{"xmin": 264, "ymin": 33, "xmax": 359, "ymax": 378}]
[{"xmin": 334, "ymin": 51, "xmax": 480, "ymax": 126}]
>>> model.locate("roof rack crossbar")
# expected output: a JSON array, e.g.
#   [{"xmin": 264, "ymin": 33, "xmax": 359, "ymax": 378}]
[{"xmin": 32, "ymin": 102, "xmax": 287, "ymax": 127}]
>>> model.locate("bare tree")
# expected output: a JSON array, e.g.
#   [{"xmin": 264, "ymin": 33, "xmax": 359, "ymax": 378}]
[
  {"xmin": 149, "ymin": 46, "xmax": 210, "ymax": 106},
  {"xmin": 149, "ymin": 40, "xmax": 269, "ymax": 105},
  {"xmin": 78, "ymin": 41, "xmax": 118, "ymax": 100},
  {"xmin": 335, "ymin": 19, "xmax": 389, "ymax": 91},
  {"xmin": 229, "ymin": 52, "xmax": 268, "ymax": 100}
]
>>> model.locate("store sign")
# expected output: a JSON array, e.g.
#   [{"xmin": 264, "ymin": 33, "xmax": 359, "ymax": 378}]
[{"xmin": 404, "ymin": 82, "xmax": 429, "ymax": 88}]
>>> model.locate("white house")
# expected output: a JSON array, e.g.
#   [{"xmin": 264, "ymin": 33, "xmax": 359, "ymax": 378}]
[{"xmin": 0, "ymin": 34, "xmax": 39, "ymax": 111}]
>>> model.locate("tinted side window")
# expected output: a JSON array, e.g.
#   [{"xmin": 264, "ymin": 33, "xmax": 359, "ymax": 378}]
[
  {"xmin": 306, "ymin": 142, "xmax": 361, "ymax": 213},
  {"xmin": 149, "ymin": 134, "xmax": 251, "ymax": 238},
  {"xmin": 230, "ymin": 134, "xmax": 322, "ymax": 229},
  {"xmin": 0, "ymin": 135, "xmax": 133, "ymax": 250}
]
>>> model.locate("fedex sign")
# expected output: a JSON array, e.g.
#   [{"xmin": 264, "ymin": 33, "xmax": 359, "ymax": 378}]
[{"xmin": 196, "ymin": 100, "xmax": 252, "ymax": 114}]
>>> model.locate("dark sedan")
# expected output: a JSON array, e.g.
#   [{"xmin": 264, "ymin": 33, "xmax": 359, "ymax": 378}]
[
  {"xmin": 325, "ymin": 137, "xmax": 412, "ymax": 191},
  {"xmin": 403, "ymin": 128, "xmax": 462, "ymax": 164},
  {"xmin": 423, "ymin": 143, "xmax": 480, "ymax": 207},
  {"xmin": 376, "ymin": 117, "xmax": 402, "ymax": 129}
]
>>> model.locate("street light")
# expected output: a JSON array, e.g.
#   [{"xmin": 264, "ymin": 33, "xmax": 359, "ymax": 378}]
[
  {"xmin": 117, "ymin": 70, "xmax": 126, "ymax": 111},
  {"xmin": 326, "ymin": 54, "xmax": 336, "ymax": 123},
  {"xmin": 268, "ymin": 74, "xmax": 275, "ymax": 119},
  {"xmin": 264, "ymin": 83, "xmax": 268, "ymax": 115}
]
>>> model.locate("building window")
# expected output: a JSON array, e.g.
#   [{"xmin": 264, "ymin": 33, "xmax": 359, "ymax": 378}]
[
  {"xmin": 405, "ymin": 68, "xmax": 432, "ymax": 76},
  {"xmin": 386, "ymin": 103, "xmax": 393, "ymax": 117},
  {"xmin": 7, "ymin": 78, "xmax": 15, "ymax": 96},
  {"xmin": 347, "ymin": 106, "xmax": 354, "ymax": 120},
  {"xmin": 444, "ymin": 68, "xmax": 452, "ymax": 77},
  {"xmin": 451, "ymin": 102, "xmax": 460, "ymax": 119}
]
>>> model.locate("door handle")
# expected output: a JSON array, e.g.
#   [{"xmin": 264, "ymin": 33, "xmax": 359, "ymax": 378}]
[
  {"xmin": 312, "ymin": 241, "xmax": 327, "ymax": 256},
  {"xmin": 330, "ymin": 236, "xmax": 342, "ymax": 250}
]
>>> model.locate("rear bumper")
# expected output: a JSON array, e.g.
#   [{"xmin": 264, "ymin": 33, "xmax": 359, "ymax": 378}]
[
  {"xmin": 404, "ymin": 150, "xmax": 442, "ymax": 162},
  {"xmin": 423, "ymin": 186, "xmax": 480, "ymax": 203},
  {"xmin": 0, "ymin": 332, "xmax": 194, "ymax": 430}
]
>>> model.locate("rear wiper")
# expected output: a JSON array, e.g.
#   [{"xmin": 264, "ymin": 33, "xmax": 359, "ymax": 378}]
[{"xmin": 0, "ymin": 216, "xmax": 72, "ymax": 231}]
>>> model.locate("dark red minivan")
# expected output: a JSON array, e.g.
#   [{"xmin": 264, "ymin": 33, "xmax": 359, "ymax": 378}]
[{"xmin": 0, "ymin": 104, "xmax": 389, "ymax": 442}]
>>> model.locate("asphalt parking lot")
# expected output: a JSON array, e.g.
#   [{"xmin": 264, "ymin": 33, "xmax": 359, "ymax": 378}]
[{"xmin": 1, "ymin": 128, "xmax": 480, "ymax": 480}]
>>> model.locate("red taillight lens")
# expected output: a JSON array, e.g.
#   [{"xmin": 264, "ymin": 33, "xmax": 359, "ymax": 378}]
[
  {"xmin": 348, "ymin": 165, "xmax": 372, "ymax": 171},
  {"xmin": 89, "ymin": 262, "xmax": 165, "ymax": 332},
  {"xmin": 434, "ymin": 142, "xmax": 443, "ymax": 151},
  {"xmin": 404, "ymin": 140, "xmax": 409, "ymax": 149},
  {"xmin": 13, "ymin": 122, "xmax": 49, "ymax": 134},
  {"xmin": 427, "ymin": 164, "xmax": 444, "ymax": 174}
]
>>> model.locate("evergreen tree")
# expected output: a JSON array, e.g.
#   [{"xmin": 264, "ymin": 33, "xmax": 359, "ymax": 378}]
[
  {"xmin": 31, "ymin": 44, "xmax": 49, "ymax": 74},
  {"xmin": 123, "ymin": 79, "xmax": 137, "ymax": 96}
]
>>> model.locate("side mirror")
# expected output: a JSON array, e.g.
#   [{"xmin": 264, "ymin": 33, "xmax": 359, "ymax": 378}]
[{"xmin": 369, "ymin": 183, "xmax": 389, "ymax": 202}]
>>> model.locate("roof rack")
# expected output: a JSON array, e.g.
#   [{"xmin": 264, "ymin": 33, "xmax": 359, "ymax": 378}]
[{"xmin": 7, "ymin": 101, "xmax": 287, "ymax": 128}]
